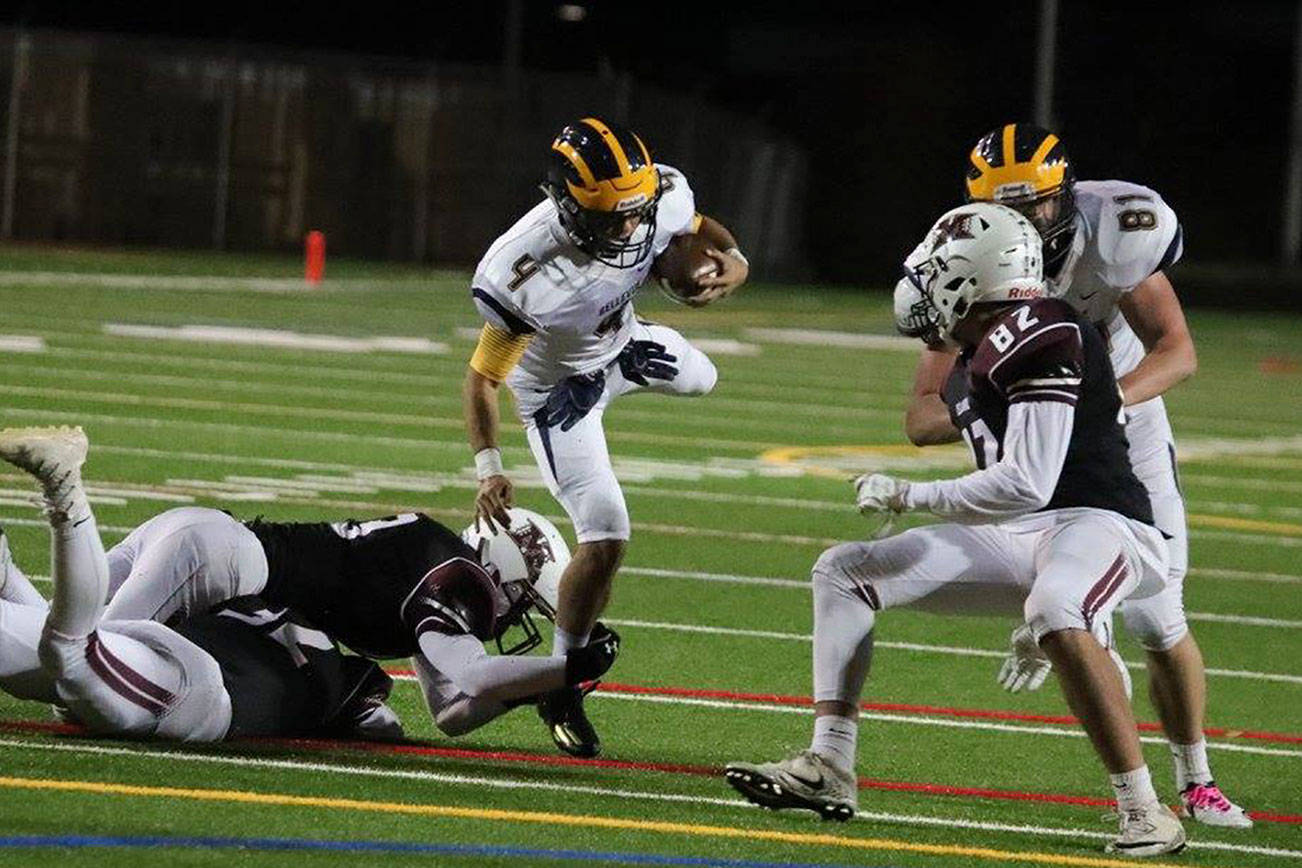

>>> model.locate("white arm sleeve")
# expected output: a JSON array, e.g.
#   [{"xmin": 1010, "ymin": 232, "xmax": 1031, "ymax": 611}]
[
  {"xmin": 417, "ymin": 631, "xmax": 566, "ymax": 702},
  {"xmin": 903, "ymin": 401, "xmax": 1074, "ymax": 519}
]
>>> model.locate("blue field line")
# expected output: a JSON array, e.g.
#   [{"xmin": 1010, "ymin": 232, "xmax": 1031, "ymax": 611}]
[{"xmin": 0, "ymin": 834, "xmax": 900, "ymax": 868}]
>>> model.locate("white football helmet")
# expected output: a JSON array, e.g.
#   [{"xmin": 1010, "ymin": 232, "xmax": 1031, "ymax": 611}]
[
  {"xmin": 461, "ymin": 507, "xmax": 571, "ymax": 655},
  {"xmin": 894, "ymin": 238, "xmax": 942, "ymax": 344},
  {"xmin": 906, "ymin": 203, "xmax": 1045, "ymax": 339}
]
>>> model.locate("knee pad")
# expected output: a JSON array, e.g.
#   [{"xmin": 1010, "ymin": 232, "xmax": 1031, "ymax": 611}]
[
  {"xmin": 1119, "ymin": 589, "xmax": 1188, "ymax": 652},
  {"xmin": 1023, "ymin": 584, "xmax": 1087, "ymax": 643},
  {"xmin": 568, "ymin": 487, "xmax": 630, "ymax": 544},
  {"xmin": 813, "ymin": 543, "xmax": 881, "ymax": 609}
]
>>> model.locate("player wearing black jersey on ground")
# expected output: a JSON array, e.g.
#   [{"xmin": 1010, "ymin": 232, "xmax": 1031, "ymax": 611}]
[
  {"xmin": 727, "ymin": 205, "xmax": 1184, "ymax": 858},
  {"xmin": 96, "ymin": 502, "xmax": 618, "ymax": 739}
]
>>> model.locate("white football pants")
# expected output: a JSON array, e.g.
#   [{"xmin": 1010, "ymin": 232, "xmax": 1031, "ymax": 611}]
[
  {"xmin": 811, "ymin": 507, "xmax": 1168, "ymax": 705},
  {"xmin": 1116, "ymin": 397, "xmax": 1189, "ymax": 651},
  {"xmin": 515, "ymin": 321, "xmax": 717, "ymax": 543},
  {"xmin": 0, "ymin": 508, "xmax": 231, "ymax": 741},
  {"xmin": 104, "ymin": 506, "xmax": 269, "ymax": 623}
]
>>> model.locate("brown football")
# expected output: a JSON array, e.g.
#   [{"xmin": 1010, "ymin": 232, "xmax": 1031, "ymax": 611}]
[{"xmin": 651, "ymin": 233, "xmax": 720, "ymax": 300}]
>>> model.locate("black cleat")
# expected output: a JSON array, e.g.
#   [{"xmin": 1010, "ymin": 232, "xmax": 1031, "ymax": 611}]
[{"xmin": 537, "ymin": 686, "xmax": 600, "ymax": 757}]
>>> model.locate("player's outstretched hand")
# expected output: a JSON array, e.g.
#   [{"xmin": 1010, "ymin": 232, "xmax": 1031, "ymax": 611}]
[
  {"xmin": 618, "ymin": 340, "xmax": 678, "ymax": 386},
  {"xmin": 996, "ymin": 623, "xmax": 1051, "ymax": 693},
  {"xmin": 853, "ymin": 473, "xmax": 908, "ymax": 514},
  {"xmin": 474, "ymin": 474, "xmax": 514, "ymax": 533},
  {"xmin": 564, "ymin": 623, "xmax": 621, "ymax": 685}
]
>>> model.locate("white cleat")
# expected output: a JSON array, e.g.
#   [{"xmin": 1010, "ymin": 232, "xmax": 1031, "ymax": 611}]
[
  {"xmin": 1106, "ymin": 801, "xmax": 1187, "ymax": 858},
  {"xmin": 0, "ymin": 426, "xmax": 88, "ymax": 486},
  {"xmin": 1180, "ymin": 782, "xmax": 1254, "ymax": 829},
  {"xmin": 724, "ymin": 750, "xmax": 858, "ymax": 822}
]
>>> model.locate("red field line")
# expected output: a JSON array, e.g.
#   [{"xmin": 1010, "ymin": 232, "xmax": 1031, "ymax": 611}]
[
  {"xmin": 2, "ymin": 716, "xmax": 1298, "ymax": 825},
  {"xmin": 380, "ymin": 672, "xmax": 1302, "ymax": 746}
]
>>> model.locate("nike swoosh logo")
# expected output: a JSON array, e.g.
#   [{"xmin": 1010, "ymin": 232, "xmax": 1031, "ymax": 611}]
[
  {"xmin": 1079, "ymin": 291, "xmax": 1099, "ymax": 300},
  {"xmin": 786, "ymin": 770, "xmax": 823, "ymax": 789}
]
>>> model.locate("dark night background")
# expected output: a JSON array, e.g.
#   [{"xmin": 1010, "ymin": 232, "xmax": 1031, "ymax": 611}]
[{"xmin": 3, "ymin": 1, "xmax": 1299, "ymax": 288}]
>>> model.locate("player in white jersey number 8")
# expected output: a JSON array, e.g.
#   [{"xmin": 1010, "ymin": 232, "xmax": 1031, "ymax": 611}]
[{"xmin": 462, "ymin": 117, "xmax": 748, "ymax": 757}]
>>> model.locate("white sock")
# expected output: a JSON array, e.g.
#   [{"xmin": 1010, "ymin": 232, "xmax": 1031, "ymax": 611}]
[
  {"xmin": 46, "ymin": 509, "xmax": 108, "ymax": 640},
  {"xmin": 1110, "ymin": 765, "xmax": 1158, "ymax": 813},
  {"xmin": 811, "ymin": 714, "xmax": 858, "ymax": 775},
  {"xmin": 552, "ymin": 626, "xmax": 589, "ymax": 658},
  {"xmin": 43, "ymin": 471, "xmax": 92, "ymax": 529},
  {"xmin": 1170, "ymin": 739, "xmax": 1212, "ymax": 790}
]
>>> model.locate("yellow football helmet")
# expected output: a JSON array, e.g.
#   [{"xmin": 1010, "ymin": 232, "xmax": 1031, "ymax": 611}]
[
  {"xmin": 965, "ymin": 123, "xmax": 1076, "ymax": 277},
  {"xmin": 542, "ymin": 117, "xmax": 662, "ymax": 268}
]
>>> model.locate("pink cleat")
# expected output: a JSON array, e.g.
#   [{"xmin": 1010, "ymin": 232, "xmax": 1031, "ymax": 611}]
[{"xmin": 1180, "ymin": 782, "xmax": 1253, "ymax": 829}]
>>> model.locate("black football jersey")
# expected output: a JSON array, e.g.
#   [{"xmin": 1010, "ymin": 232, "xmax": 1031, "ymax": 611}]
[
  {"xmin": 944, "ymin": 298, "xmax": 1154, "ymax": 525},
  {"xmin": 245, "ymin": 513, "xmax": 499, "ymax": 658},
  {"xmin": 172, "ymin": 596, "xmax": 393, "ymax": 738}
]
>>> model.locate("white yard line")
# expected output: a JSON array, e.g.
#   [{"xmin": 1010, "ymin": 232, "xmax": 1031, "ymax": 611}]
[
  {"xmin": 601, "ymin": 618, "xmax": 1302, "ymax": 686},
  {"xmin": 0, "ymin": 335, "xmax": 45, "ymax": 353},
  {"xmin": 1190, "ymin": 567, "xmax": 1302, "ymax": 585},
  {"xmin": 581, "ymin": 690, "xmax": 1302, "ymax": 758},
  {"xmin": 103, "ymin": 323, "xmax": 447, "ymax": 355},
  {"xmin": 0, "ymin": 738, "xmax": 1292, "ymax": 860}
]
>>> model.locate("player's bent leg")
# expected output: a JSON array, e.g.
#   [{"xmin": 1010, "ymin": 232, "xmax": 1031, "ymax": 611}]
[
  {"xmin": 620, "ymin": 322, "xmax": 718, "ymax": 397},
  {"xmin": 0, "ymin": 527, "xmax": 48, "ymax": 609},
  {"xmin": 103, "ymin": 507, "xmax": 269, "ymax": 623}
]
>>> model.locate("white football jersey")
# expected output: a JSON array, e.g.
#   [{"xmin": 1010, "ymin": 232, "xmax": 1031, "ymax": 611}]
[
  {"xmin": 471, "ymin": 164, "xmax": 697, "ymax": 392},
  {"xmin": 1051, "ymin": 180, "xmax": 1183, "ymax": 377}
]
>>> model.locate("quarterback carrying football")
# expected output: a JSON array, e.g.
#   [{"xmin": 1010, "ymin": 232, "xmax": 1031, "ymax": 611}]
[
  {"xmin": 896, "ymin": 124, "xmax": 1247, "ymax": 828},
  {"xmin": 728, "ymin": 205, "xmax": 1186, "ymax": 857},
  {"xmin": 463, "ymin": 117, "xmax": 748, "ymax": 756}
]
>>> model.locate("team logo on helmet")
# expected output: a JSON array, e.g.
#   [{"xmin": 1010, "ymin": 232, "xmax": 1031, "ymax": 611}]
[{"xmin": 507, "ymin": 521, "xmax": 556, "ymax": 583}]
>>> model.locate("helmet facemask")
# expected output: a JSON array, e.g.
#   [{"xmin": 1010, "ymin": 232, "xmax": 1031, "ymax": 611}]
[
  {"xmin": 493, "ymin": 576, "xmax": 557, "ymax": 656},
  {"xmin": 993, "ymin": 183, "xmax": 1076, "ymax": 280}
]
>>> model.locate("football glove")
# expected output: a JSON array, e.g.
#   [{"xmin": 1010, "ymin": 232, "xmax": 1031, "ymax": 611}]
[
  {"xmin": 540, "ymin": 371, "xmax": 606, "ymax": 432},
  {"xmin": 618, "ymin": 339, "xmax": 678, "ymax": 386},
  {"xmin": 852, "ymin": 473, "xmax": 908, "ymax": 539},
  {"xmin": 564, "ymin": 623, "xmax": 621, "ymax": 685},
  {"xmin": 997, "ymin": 623, "xmax": 1051, "ymax": 693}
]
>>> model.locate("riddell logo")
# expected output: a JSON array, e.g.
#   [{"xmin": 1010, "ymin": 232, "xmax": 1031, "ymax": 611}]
[{"xmin": 1007, "ymin": 286, "xmax": 1043, "ymax": 299}]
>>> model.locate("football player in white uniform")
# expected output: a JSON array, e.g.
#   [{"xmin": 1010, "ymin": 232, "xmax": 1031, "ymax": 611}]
[
  {"xmin": 463, "ymin": 117, "xmax": 748, "ymax": 756},
  {"xmin": 896, "ymin": 124, "xmax": 1248, "ymax": 828},
  {"xmin": 728, "ymin": 205, "xmax": 1185, "ymax": 857}
]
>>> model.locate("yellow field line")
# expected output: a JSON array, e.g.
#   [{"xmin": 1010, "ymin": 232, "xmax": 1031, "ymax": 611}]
[
  {"xmin": 1188, "ymin": 513, "xmax": 1302, "ymax": 537},
  {"xmin": 0, "ymin": 775, "xmax": 1203, "ymax": 868}
]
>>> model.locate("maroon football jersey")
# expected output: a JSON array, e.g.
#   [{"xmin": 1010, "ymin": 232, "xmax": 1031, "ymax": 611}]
[{"xmin": 944, "ymin": 298, "xmax": 1154, "ymax": 525}]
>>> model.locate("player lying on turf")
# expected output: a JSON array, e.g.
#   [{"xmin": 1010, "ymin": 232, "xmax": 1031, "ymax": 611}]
[
  {"xmin": 896, "ymin": 123, "xmax": 1247, "ymax": 828},
  {"xmin": 464, "ymin": 117, "xmax": 748, "ymax": 757},
  {"xmin": 0, "ymin": 427, "xmax": 401, "ymax": 741},
  {"xmin": 726, "ymin": 205, "xmax": 1186, "ymax": 858},
  {"xmin": 0, "ymin": 428, "xmax": 619, "ymax": 740}
]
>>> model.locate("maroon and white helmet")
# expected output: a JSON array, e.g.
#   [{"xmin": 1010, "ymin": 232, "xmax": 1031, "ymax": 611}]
[
  {"xmin": 908, "ymin": 203, "xmax": 1045, "ymax": 339},
  {"xmin": 461, "ymin": 507, "xmax": 571, "ymax": 655}
]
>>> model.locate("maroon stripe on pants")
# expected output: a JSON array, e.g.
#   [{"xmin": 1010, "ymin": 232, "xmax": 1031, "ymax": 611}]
[
  {"xmin": 853, "ymin": 581, "xmax": 882, "ymax": 611},
  {"xmin": 1084, "ymin": 565, "xmax": 1130, "ymax": 630},
  {"xmin": 84, "ymin": 631, "xmax": 171, "ymax": 715},
  {"xmin": 1079, "ymin": 553, "xmax": 1125, "ymax": 624}
]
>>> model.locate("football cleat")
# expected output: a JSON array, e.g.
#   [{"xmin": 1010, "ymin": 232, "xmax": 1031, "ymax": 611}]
[
  {"xmin": 1180, "ymin": 782, "xmax": 1253, "ymax": 829},
  {"xmin": 537, "ymin": 686, "xmax": 601, "ymax": 758},
  {"xmin": 724, "ymin": 750, "xmax": 858, "ymax": 822},
  {"xmin": 0, "ymin": 426, "xmax": 88, "ymax": 487},
  {"xmin": 1105, "ymin": 801, "xmax": 1187, "ymax": 857}
]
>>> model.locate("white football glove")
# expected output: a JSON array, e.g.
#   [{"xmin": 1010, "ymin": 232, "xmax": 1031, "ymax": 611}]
[
  {"xmin": 997, "ymin": 623, "xmax": 1051, "ymax": 693},
  {"xmin": 996, "ymin": 623, "xmax": 1135, "ymax": 699},
  {"xmin": 852, "ymin": 473, "xmax": 909, "ymax": 539}
]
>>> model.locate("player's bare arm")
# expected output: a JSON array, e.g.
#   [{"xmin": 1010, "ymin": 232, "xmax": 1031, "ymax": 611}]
[
  {"xmin": 464, "ymin": 364, "xmax": 513, "ymax": 532},
  {"xmin": 688, "ymin": 214, "xmax": 748, "ymax": 304},
  {"xmin": 904, "ymin": 344, "xmax": 961, "ymax": 446},
  {"xmin": 1116, "ymin": 271, "xmax": 1197, "ymax": 406}
]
